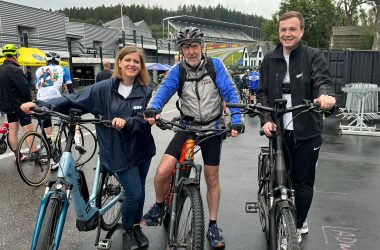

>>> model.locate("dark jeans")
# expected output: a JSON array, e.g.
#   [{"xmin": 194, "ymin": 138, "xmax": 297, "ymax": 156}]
[
  {"xmin": 117, "ymin": 160, "xmax": 151, "ymax": 230},
  {"xmin": 282, "ymin": 130, "xmax": 322, "ymax": 228}
]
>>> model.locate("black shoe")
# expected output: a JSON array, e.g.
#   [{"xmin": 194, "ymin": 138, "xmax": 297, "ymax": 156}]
[
  {"xmin": 75, "ymin": 145, "xmax": 87, "ymax": 155},
  {"xmin": 123, "ymin": 229, "xmax": 139, "ymax": 250},
  {"xmin": 133, "ymin": 225, "xmax": 149, "ymax": 247},
  {"xmin": 142, "ymin": 203, "xmax": 163, "ymax": 226}
]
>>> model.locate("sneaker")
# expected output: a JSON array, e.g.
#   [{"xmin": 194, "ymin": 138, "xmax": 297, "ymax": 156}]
[
  {"xmin": 75, "ymin": 144, "xmax": 87, "ymax": 155},
  {"xmin": 297, "ymin": 221, "xmax": 308, "ymax": 235},
  {"xmin": 207, "ymin": 224, "xmax": 225, "ymax": 248},
  {"xmin": 297, "ymin": 231, "xmax": 302, "ymax": 243},
  {"xmin": 133, "ymin": 225, "xmax": 149, "ymax": 247},
  {"xmin": 141, "ymin": 203, "xmax": 163, "ymax": 226},
  {"xmin": 50, "ymin": 161, "xmax": 59, "ymax": 171},
  {"xmin": 123, "ymin": 229, "xmax": 139, "ymax": 250}
]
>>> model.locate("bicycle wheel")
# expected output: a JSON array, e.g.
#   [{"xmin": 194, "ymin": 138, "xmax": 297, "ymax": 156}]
[
  {"xmin": 96, "ymin": 171, "xmax": 122, "ymax": 231},
  {"xmin": 16, "ymin": 131, "xmax": 50, "ymax": 186},
  {"xmin": 36, "ymin": 193, "xmax": 63, "ymax": 250},
  {"xmin": 173, "ymin": 185, "xmax": 204, "ymax": 250},
  {"xmin": 275, "ymin": 207, "xmax": 300, "ymax": 250}
]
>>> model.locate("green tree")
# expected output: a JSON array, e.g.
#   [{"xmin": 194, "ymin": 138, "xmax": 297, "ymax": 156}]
[{"xmin": 263, "ymin": 0, "xmax": 342, "ymax": 48}]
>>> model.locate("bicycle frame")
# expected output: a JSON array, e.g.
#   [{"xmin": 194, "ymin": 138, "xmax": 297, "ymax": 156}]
[{"xmin": 31, "ymin": 121, "xmax": 123, "ymax": 250}]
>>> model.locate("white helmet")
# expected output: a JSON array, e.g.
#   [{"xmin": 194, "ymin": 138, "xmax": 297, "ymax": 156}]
[{"xmin": 45, "ymin": 52, "xmax": 61, "ymax": 63}]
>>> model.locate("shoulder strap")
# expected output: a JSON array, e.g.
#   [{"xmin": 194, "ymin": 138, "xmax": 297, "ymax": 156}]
[
  {"xmin": 178, "ymin": 62, "xmax": 186, "ymax": 98},
  {"xmin": 205, "ymin": 56, "xmax": 216, "ymax": 83}
]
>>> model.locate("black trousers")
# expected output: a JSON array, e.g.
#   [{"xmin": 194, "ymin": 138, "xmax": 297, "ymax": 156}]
[{"xmin": 281, "ymin": 130, "xmax": 322, "ymax": 228}]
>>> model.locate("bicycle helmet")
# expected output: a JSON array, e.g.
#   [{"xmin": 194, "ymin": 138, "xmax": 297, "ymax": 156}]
[
  {"xmin": 2, "ymin": 44, "xmax": 19, "ymax": 57},
  {"xmin": 45, "ymin": 51, "xmax": 61, "ymax": 63},
  {"xmin": 176, "ymin": 27, "xmax": 204, "ymax": 47}
]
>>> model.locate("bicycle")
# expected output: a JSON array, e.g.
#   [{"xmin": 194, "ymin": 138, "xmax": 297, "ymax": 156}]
[
  {"xmin": 15, "ymin": 111, "xmax": 97, "ymax": 186},
  {"xmin": 0, "ymin": 121, "xmax": 10, "ymax": 155},
  {"xmin": 153, "ymin": 117, "xmax": 230, "ymax": 250},
  {"xmin": 227, "ymin": 99, "xmax": 321, "ymax": 250},
  {"xmin": 30, "ymin": 106, "xmax": 124, "ymax": 250}
]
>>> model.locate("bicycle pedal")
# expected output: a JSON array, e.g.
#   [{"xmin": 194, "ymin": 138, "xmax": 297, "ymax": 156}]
[
  {"xmin": 246, "ymin": 202, "xmax": 258, "ymax": 213},
  {"xmin": 97, "ymin": 239, "xmax": 111, "ymax": 249}
]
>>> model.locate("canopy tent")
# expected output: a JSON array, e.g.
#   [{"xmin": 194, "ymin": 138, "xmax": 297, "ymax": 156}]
[
  {"xmin": 0, "ymin": 47, "xmax": 69, "ymax": 67},
  {"xmin": 147, "ymin": 63, "xmax": 171, "ymax": 71}
]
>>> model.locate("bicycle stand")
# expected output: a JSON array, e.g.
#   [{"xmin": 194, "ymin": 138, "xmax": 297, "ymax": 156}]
[
  {"xmin": 95, "ymin": 222, "xmax": 123, "ymax": 250},
  {"xmin": 245, "ymin": 202, "xmax": 258, "ymax": 213}
]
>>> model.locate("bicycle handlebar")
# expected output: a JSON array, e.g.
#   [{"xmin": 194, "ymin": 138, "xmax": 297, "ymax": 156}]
[
  {"xmin": 31, "ymin": 106, "xmax": 112, "ymax": 126},
  {"xmin": 226, "ymin": 100, "xmax": 323, "ymax": 116},
  {"xmin": 155, "ymin": 117, "xmax": 231, "ymax": 136}
]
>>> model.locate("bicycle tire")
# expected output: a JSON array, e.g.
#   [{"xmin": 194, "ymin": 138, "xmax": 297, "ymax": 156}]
[
  {"xmin": 36, "ymin": 193, "xmax": 63, "ymax": 250},
  {"xmin": 96, "ymin": 171, "xmax": 122, "ymax": 231},
  {"xmin": 258, "ymin": 153, "xmax": 270, "ymax": 241},
  {"xmin": 275, "ymin": 207, "xmax": 300, "ymax": 250},
  {"xmin": 16, "ymin": 131, "xmax": 50, "ymax": 186},
  {"xmin": 173, "ymin": 185, "xmax": 204, "ymax": 250}
]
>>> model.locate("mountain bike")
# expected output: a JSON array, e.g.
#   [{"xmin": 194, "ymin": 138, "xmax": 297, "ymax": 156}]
[
  {"xmin": 15, "ymin": 111, "xmax": 97, "ymax": 186},
  {"xmin": 154, "ymin": 117, "xmax": 230, "ymax": 250},
  {"xmin": 227, "ymin": 99, "xmax": 321, "ymax": 250},
  {"xmin": 30, "ymin": 107, "xmax": 124, "ymax": 250}
]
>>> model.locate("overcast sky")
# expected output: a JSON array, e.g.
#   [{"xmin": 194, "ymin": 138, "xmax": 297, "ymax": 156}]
[{"xmin": 4, "ymin": 0, "xmax": 281, "ymax": 19}]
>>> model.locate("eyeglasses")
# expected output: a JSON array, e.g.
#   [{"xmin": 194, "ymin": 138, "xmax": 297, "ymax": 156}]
[{"xmin": 182, "ymin": 43, "xmax": 201, "ymax": 51}]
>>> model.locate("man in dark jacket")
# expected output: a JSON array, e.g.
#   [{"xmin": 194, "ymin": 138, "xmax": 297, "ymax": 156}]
[
  {"xmin": 257, "ymin": 11, "xmax": 336, "ymax": 243},
  {"xmin": 95, "ymin": 59, "xmax": 113, "ymax": 82},
  {"xmin": 0, "ymin": 44, "xmax": 34, "ymax": 160}
]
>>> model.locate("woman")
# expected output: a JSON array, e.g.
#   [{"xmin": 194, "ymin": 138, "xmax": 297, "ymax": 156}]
[{"xmin": 21, "ymin": 46, "xmax": 155, "ymax": 250}]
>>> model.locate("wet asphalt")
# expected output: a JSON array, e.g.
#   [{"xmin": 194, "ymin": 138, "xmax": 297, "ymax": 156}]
[{"xmin": 1, "ymin": 98, "xmax": 380, "ymax": 250}]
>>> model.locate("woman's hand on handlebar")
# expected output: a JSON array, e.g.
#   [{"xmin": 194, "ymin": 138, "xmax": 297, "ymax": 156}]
[
  {"xmin": 20, "ymin": 102, "xmax": 36, "ymax": 113},
  {"xmin": 314, "ymin": 94, "xmax": 336, "ymax": 110},
  {"xmin": 112, "ymin": 117, "xmax": 126, "ymax": 130},
  {"xmin": 262, "ymin": 122, "xmax": 276, "ymax": 137}
]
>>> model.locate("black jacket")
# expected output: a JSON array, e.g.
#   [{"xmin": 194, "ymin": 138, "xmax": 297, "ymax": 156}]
[
  {"xmin": 0, "ymin": 60, "xmax": 32, "ymax": 113},
  {"xmin": 96, "ymin": 69, "xmax": 112, "ymax": 82},
  {"xmin": 257, "ymin": 43, "xmax": 335, "ymax": 141},
  {"xmin": 40, "ymin": 78, "xmax": 156, "ymax": 173}
]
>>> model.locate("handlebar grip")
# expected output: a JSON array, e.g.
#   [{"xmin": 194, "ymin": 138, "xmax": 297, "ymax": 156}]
[
  {"xmin": 259, "ymin": 130, "xmax": 265, "ymax": 136},
  {"xmin": 31, "ymin": 106, "xmax": 48, "ymax": 113},
  {"xmin": 226, "ymin": 102, "xmax": 246, "ymax": 108}
]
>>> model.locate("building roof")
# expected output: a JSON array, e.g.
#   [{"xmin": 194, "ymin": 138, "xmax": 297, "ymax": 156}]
[
  {"xmin": 163, "ymin": 15, "xmax": 257, "ymax": 33},
  {"xmin": 332, "ymin": 26, "xmax": 363, "ymax": 36}
]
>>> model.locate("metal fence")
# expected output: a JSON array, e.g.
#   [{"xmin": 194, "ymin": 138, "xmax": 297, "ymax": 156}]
[{"xmin": 323, "ymin": 49, "xmax": 380, "ymax": 107}]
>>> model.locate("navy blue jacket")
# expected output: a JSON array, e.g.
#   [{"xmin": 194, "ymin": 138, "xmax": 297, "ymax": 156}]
[{"xmin": 40, "ymin": 78, "xmax": 156, "ymax": 173}]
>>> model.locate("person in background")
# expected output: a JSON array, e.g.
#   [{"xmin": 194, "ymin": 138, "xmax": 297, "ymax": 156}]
[
  {"xmin": 34, "ymin": 52, "xmax": 84, "ymax": 170},
  {"xmin": 257, "ymin": 10, "xmax": 336, "ymax": 243},
  {"xmin": 21, "ymin": 45, "xmax": 155, "ymax": 250},
  {"xmin": 0, "ymin": 44, "xmax": 34, "ymax": 161},
  {"xmin": 96, "ymin": 59, "xmax": 113, "ymax": 82}
]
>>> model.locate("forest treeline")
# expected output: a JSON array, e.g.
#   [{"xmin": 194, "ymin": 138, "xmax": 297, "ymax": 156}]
[{"xmin": 57, "ymin": 4, "xmax": 265, "ymax": 38}]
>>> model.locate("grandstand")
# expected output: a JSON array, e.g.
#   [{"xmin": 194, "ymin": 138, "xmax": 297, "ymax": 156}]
[{"xmin": 163, "ymin": 15, "xmax": 259, "ymax": 44}]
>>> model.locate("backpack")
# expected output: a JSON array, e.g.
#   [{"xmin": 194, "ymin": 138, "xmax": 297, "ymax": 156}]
[{"xmin": 177, "ymin": 56, "xmax": 216, "ymax": 97}]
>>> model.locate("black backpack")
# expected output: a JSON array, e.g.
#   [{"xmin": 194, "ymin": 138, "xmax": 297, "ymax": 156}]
[{"xmin": 177, "ymin": 56, "xmax": 216, "ymax": 98}]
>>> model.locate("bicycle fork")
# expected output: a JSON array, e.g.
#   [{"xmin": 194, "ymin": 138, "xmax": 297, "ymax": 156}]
[{"xmin": 168, "ymin": 162, "xmax": 182, "ymax": 245}]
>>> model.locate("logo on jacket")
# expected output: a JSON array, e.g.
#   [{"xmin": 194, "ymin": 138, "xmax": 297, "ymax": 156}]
[{"xmin": 133, "ymin": 106, "xmax": 142, "ymax": 110}]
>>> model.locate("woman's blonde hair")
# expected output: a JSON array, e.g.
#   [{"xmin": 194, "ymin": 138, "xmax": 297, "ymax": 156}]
[{"xmin": 113, "ymin": 46, "xmax": 150, "ymax": 85}]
